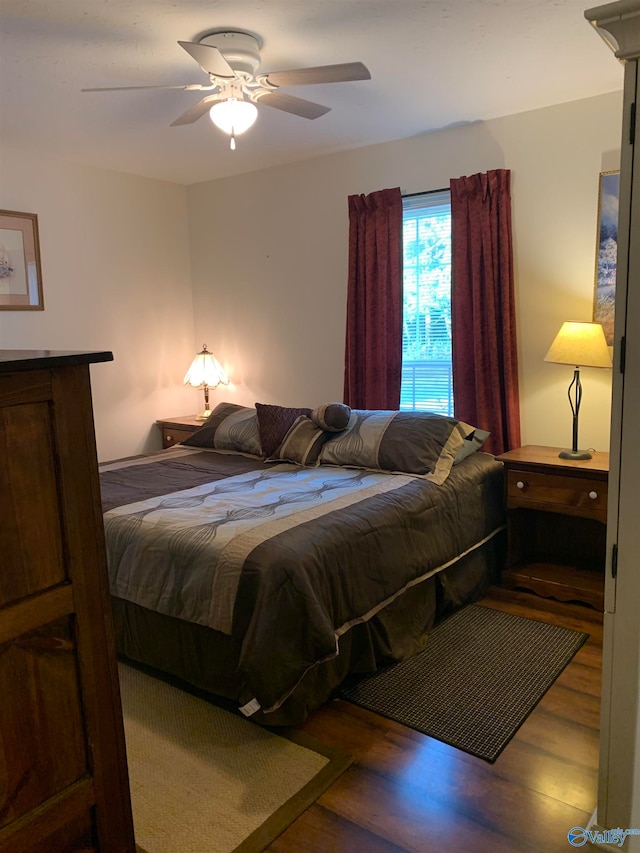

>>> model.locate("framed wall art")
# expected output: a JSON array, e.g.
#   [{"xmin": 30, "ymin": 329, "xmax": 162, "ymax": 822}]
[
  {"xmin": 0, "ymin": 209, "xmax": 44, "ymax": 310},
  {"xmin": 593, "ymin": 170, "xmax": 619, "ymax": 345}
]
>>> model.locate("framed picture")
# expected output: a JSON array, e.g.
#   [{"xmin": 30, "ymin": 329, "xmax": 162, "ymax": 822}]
[
  {"xmin": 0, "ymin": 209, "xmax": 44, "ymax": 310},
  {"xmin": 593, "ymin": 170, "xmax": 619, "ymax": 345}
]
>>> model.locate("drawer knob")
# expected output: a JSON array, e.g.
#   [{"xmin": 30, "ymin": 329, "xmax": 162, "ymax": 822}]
[
  {"xmin": 166, "ymin": 434, "xmax": 173, "ymax": 442},
  {"xmin": 589, "ymin": 490, "xmax": 598, "ymax": 500},
  {"xmin": 516, "ymin": 480, "xmax": 525, "ymax": 490}
]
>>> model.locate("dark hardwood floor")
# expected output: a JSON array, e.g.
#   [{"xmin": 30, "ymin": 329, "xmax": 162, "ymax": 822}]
[{"xmin": 270, "ymin": 586, "xmax": 603, "ymax": 853}]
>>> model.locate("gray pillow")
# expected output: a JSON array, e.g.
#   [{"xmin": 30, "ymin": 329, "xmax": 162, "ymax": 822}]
[
  {"xmin": 319, "ymin": 409, "xmax": 476, "ymax": 485},
  {"xmin": 267, "ymin": 416, "xmax": 330, "ymax": 466},
  {"xmin": 453, "ymin": 428, "xmax": 491, "ymax": 464},
  {"xmin": 181, "ymin": 402, "xmax": 262, "ymax": 457}
]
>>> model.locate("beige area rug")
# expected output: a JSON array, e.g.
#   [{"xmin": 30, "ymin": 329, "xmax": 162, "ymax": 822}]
[{"xmin": 118, "ymin": 663, "xmax": 351, "ymax": 853}]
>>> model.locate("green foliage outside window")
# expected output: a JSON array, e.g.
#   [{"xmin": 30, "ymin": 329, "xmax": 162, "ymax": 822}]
[{"xmin": 402, "ymin": 201, "xmax": 452, "ymax": 362}]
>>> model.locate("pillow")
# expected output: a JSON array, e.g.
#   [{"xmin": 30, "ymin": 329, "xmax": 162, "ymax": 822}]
[
  {"xmin": 311, "ymin": 402, "xmax": 351, "ymax": 433},
  {"xmin": 453, "ymin": 428, "xmax": 491, "ymax": 464},
  {"xmin": 267, "ymin": 415, "xmax": 330, "ymax": 466},
  {"xmin": 181, "ymin": 402, "xmax": 262, "ymax": 457},
  {"xmin": 255, "ymin": 402, "xmax": 312, "ymax": 457},
  {"xmin": 318, "ymin": 409, "xmax": 476, "ymax": 485}
]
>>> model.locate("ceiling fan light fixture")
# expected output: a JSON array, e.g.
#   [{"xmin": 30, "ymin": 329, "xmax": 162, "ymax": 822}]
[
  {"xmin": 209, "ymin": 98, "xmax": 258, "ymax": 148},
  {"xmin": 84, "ymin": 29, "xmax": 370, "ymax": 138}
]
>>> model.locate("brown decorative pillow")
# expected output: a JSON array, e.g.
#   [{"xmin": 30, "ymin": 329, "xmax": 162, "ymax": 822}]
[
  {"xmin": 318, "ymin": 409, "xmax": 476, "ymax": 484},
  {"xmin": 181, "ymin": 402, "xmax": 262, "ymax": 457},
  {"xmin": 255, "ymin": 402, "xmax": 312, "ymax": 458},
  {"xmin": 268, "ymin": 416, "xmax": 330, "ymax": 466},
  {"xmin": 311, "ymin": 402, "xmax": 351, "ymax": 433}
]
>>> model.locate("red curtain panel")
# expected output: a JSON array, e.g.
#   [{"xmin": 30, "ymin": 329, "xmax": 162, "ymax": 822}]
[
  {"xmin": 450, "ymin": 169, "xmax": 521, "ymax": 454},
  {"xmin": 344, "ymin": 187, "xmax": 403, "ymax": 410}
]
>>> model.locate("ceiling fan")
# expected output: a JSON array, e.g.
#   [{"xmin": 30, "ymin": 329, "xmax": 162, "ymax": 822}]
[{"xmin": 83, "ymin": 30, "xmax": 371, "ymax": 149}]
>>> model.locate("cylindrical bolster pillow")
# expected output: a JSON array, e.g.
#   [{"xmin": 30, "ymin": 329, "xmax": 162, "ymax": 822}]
[{"xmin": 311, "ymin": 402, "xmax": 352, "ymax": 433}]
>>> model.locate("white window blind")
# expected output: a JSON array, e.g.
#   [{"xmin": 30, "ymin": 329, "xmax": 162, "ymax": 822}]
[{"xmin": 401, "ymin": 190, "xmax": 453, "ymax": 415}]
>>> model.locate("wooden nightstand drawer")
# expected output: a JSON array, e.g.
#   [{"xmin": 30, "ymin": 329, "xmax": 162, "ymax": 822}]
[
  {"xmin": 162, "ymin": 427, "xmax": 197, "ymax": 448},
  {"xmin": 156, "ymin": 416, "xmax": 202, "ymax": 448},
  {"xmin": 506, "ymin": 469, "xmax": 608, "ymax": 523}
]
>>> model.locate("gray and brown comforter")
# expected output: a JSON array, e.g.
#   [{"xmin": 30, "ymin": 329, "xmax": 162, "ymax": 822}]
[{"xmin": 100, "ymin": 446, "xmax": 505, "ymax": 714}]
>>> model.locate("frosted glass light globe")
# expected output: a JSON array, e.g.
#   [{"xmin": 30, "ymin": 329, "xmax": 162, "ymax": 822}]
[{"xmin": 209, "ymin": 99, "xmax": 258, "ymax": 135}]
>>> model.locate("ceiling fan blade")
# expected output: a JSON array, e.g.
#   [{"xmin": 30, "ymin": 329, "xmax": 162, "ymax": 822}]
[
  {"xmin": 256, "ymin": 91, "xmax": 330, "ymax": 119},
  {"xmin": 170, "ymin": 94, "xmax": 223, "ymax": 126},
  {"xmin": 264, "ymin": 62, "xmax": 370, "ymax": 88},
  {"xmin": 178, "ymin": 40, "xmax": 235, "ymax": 79},
  {"xmin": 82, "ymin": 83, "xmax": 206, "ymax": 92}
]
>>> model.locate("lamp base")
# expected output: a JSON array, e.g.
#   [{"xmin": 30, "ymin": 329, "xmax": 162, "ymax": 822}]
[
  {"xmin": 559, "ymin": 448, "xmax": 592, "ymax": 460},
  {"xmin": 196, "ymin": 409, "xmax": 213, "ymax": 421}
]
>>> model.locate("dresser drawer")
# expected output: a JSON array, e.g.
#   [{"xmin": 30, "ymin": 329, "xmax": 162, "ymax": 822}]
[{"xmin": 506, "ymin": 469, "xmax": 607, "ymax": 523}]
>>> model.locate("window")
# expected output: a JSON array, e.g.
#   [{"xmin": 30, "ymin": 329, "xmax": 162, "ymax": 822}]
[{"xmin": 401, "ymin": 190, "xmax": 452, "ymax": 415}]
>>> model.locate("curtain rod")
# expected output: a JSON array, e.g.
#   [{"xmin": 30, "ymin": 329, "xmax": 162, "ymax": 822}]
[{"xmin": 402, "ymin": 187, "xmax": 449, "ymax": 198}]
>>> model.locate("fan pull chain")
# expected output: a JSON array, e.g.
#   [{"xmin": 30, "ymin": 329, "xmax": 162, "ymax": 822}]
[{"xmin": 230, "ymin": 123, "xmax": 236, "ymax": 150}]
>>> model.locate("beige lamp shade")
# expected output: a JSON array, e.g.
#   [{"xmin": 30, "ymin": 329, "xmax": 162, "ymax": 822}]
[
  {"xmin": 183, "ymin": 344, "xmax": 229, "ymax": 389},
  {"xmin": 544, "ymin": 321, "xmax": 612, "ymax": 368}
]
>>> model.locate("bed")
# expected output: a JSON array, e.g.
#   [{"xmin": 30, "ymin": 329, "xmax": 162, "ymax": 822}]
[{"xmin": 100, "ymin": 402, "xmax": 506, "ymax": 726}]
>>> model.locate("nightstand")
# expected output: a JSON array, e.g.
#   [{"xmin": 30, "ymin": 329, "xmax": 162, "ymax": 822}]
[
  {"xmin": 496, "ymin": 444, "xmax": 608, "ymax": 609},
  {"xmin": 156, "ymin": 415, "xmax": 202, "ymax": 448}
]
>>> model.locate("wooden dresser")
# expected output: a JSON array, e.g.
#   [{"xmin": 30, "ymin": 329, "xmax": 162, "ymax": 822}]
[
  {"xmin": 0, "ymin": 351, "xmax": 135, "ymax": 852},
  {"xmin": 497, "ymin": 444, "xmax": 608, "ymax": 609}
]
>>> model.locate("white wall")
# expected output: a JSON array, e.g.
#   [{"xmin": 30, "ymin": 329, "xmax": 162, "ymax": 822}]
[
  {"xmin": 0, "ymin": 91, "xmax": 624, "ymax": 459},
  {"xmin": 187, "ymin": 91, "xmax": 623, "ymax": 452},
  {"xmin": 0, "ymin": 148, "xmax": 197, "ymax": 461}
]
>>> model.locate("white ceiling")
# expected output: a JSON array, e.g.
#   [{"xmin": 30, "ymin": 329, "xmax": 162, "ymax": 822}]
[{"xmin": 0, "ymin": 1, "xmax": 624, "ymax": 186}]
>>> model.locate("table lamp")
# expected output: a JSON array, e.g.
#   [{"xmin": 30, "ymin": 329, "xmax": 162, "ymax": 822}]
[
  {"xmin": 183, "ymin": 344, "xmax": 229, "ymax": 420},
  {"xmin": 544, "ymin": 321, "xmax": 612, "ymax": 460}
]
